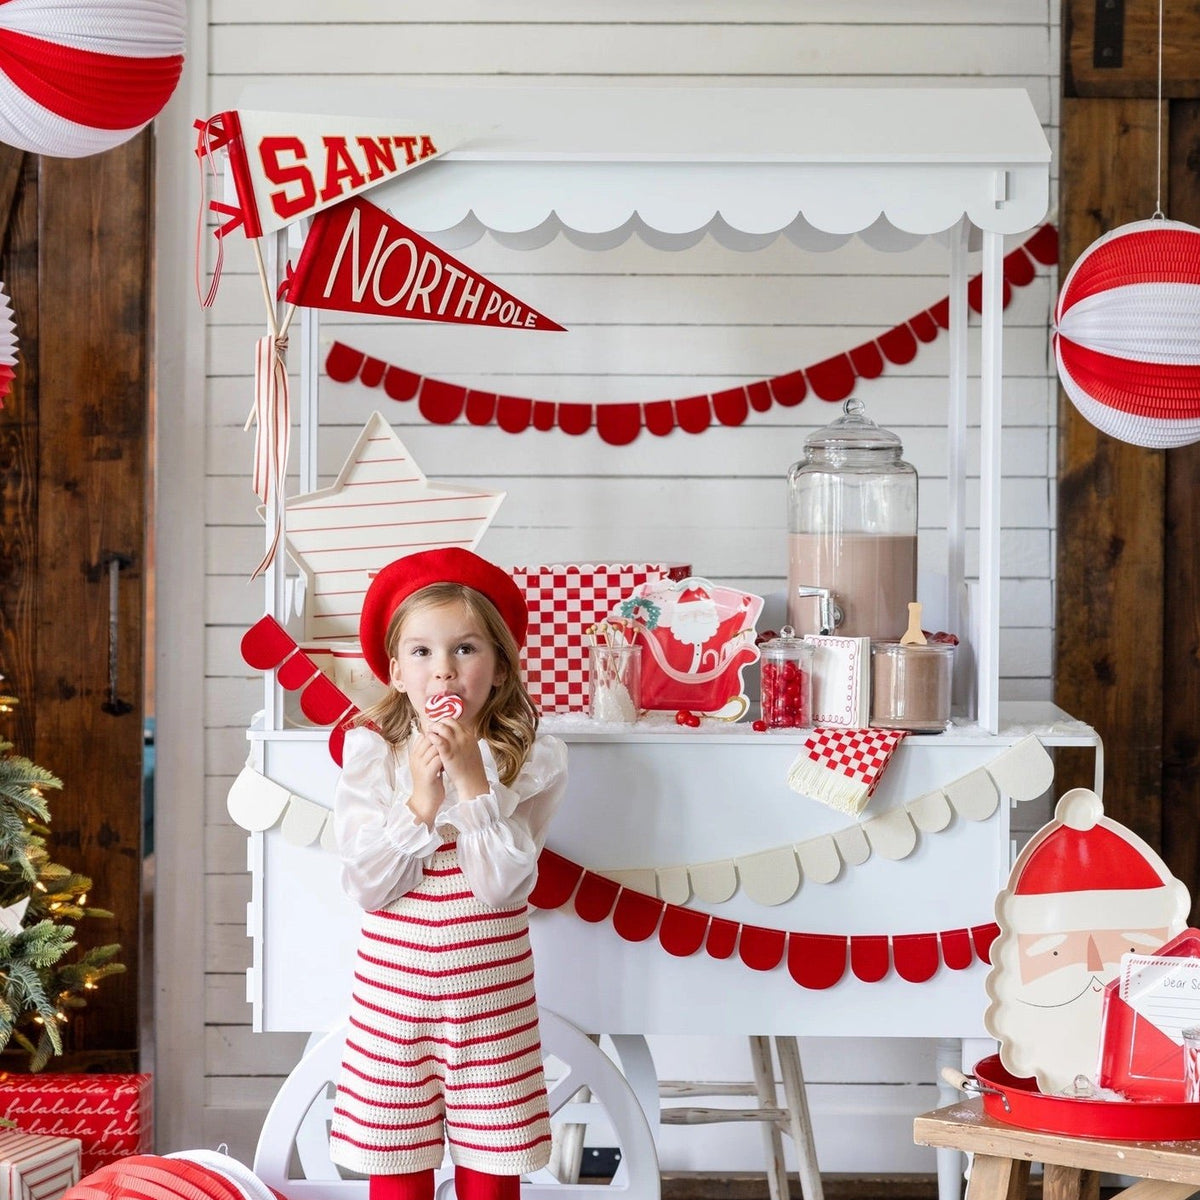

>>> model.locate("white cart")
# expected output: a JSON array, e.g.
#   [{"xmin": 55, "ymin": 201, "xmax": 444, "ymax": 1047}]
[{"xmin": 227, "ymin": 86, "xmax": 1092, "ymax": 1200}]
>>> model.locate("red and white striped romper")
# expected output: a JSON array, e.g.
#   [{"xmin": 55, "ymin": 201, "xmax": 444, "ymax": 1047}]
[{"xmin": 329, "ymin": 729, "xmax": 568, "ymax": 1177}]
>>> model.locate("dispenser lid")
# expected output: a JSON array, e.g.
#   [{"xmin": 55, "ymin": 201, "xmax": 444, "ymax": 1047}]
[{"xmin": 804, "ymin": 397, "xmax": 903, "ymax": 452}]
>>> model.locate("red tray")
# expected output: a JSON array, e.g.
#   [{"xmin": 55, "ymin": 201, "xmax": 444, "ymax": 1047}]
[{"xmin": 969, "ymin": 1055, "xmax": 1200, "ymax": 1141}]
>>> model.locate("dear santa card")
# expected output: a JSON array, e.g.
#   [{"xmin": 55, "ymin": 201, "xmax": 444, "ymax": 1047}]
[{"xmin": 804, "ymin": 635, "xmax": 870, "ymax": 727}]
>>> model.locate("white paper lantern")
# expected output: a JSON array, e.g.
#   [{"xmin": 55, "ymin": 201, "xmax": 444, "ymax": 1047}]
[
  {"xmin": 1054, "ymin": 218, "xmax": 1200, "ymax": 449},
  {"xmin": 0, "ymin": 0, "xmax": 186, "ymax": 158}
]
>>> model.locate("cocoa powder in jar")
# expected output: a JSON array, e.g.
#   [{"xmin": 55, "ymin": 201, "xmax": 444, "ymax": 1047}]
[{"xmin": 870, "ymin": 641, "xmax": 954, "ymax": 732}]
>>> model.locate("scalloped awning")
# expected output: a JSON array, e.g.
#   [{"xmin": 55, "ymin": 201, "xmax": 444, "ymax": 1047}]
[{"xmin": 235, "ymin": 84, "xmax": 1052, "ymax": 247}]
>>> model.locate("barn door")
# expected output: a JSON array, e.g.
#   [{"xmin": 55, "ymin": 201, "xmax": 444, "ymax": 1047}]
[
  {"xmin": 1058, "ymin": 3, "xmax": 1200, "ymax": 917},
  {"xmin": 0, "ymin": 132, "xmax": 150, "ymax": 1069}
]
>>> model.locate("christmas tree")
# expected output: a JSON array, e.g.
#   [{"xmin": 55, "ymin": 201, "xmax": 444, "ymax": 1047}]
[{"xmin": 0, "ymin": 676, "xmax": 124, "ymax": 1070}]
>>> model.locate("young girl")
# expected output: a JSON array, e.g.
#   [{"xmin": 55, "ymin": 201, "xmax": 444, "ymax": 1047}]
[{"xmin": 328, "ymin": 548, "xmax": 568, "ymax": 1200}]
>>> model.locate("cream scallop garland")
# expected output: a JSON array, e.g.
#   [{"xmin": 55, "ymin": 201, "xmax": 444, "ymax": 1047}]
[{"xmin": 226, "ymin": 734, "xmax": 1055, "ymax": 908}]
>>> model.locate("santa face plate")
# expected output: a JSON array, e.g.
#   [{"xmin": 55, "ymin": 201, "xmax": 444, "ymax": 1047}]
[{"xmin": 611, "ymin": 576, "xmax": 763, "ymax": 719}]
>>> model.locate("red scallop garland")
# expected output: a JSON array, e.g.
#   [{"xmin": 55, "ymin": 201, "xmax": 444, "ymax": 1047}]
[
  {"xmin": 325, "ymin": 224, "xmax": 1058, "ymax": 445},
  {"xmin": 529, "ymin": 847, "xmax": 999, "ymax": 989}
]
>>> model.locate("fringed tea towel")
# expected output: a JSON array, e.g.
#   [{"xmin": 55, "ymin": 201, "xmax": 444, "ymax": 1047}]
[{"xmin": 787, "ymin": 727, "xmax": 908, "ymax": 816}]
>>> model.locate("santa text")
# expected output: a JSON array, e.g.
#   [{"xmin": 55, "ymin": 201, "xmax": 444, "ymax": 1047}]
[{"xmin": 259, "ymin": 133, "xmax": 439, "ymax": 223}]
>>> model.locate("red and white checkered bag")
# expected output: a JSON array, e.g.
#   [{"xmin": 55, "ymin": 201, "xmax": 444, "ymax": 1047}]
[
  {"xmin": 510, "ymin": 563, "xmax": 690, "ymax": 713},
  {"xmin": 786, "ymin": 726, "xmax": 909, "ymax": 816}
]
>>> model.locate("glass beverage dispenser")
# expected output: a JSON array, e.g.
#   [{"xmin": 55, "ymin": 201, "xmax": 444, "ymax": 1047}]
[{"xmin": 787, "ymin": 398, "xmax": 918, "ymax": 641}]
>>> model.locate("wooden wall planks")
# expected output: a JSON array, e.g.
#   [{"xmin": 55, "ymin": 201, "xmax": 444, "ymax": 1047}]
[{"xmin": 189, "ymin": 0, "xmax": 1064, "ymax": 1169}]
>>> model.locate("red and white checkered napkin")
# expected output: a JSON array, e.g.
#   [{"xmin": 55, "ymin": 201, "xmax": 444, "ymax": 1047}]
[{"xmin": 786, "ymin": 726, "xmax": 909, "ymax": 816}]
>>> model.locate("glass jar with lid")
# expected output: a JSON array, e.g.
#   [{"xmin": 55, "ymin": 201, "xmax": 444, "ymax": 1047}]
[{"xmin": 786, "ymin": 397, "xmax": 918, "ymax": 641}]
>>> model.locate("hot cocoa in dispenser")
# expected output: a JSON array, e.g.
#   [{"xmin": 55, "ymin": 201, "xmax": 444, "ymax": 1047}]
[{"xmin": 786, "ymin": 398, "xmax": 918, "ymax": 641}]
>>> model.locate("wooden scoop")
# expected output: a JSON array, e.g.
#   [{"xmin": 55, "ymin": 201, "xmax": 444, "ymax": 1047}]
[{"xmin": 900, "ymin": 602, "xmax": 926, "ymax": 646}]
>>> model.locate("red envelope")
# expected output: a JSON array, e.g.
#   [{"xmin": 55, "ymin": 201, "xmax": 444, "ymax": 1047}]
[{"xmin": 1097, "ymin": 927, "xmax": 1200, "ymax": 1100}]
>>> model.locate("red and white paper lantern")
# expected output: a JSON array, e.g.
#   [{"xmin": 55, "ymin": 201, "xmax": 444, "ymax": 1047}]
[
  {"xmin": 1054, "ymin": 218, "xmax": 1200, "ymax": 449},
  {"xmin": 0, "ymin": 0, "xmax": 186, "ymax": 158}
]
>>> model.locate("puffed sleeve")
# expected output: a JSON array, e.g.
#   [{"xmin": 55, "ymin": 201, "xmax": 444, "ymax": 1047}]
[
  {"xmin": 439, "ymin": 734, "xmax": 568, "ymax": 908},
  {"xmin": 333, "ymin": 726, "xmax": 442, "ymax": 910}
]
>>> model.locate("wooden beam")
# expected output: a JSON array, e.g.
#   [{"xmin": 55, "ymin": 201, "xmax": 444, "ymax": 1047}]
[
  {"xmin": 35, "ymin": 134, "xmax": 150, "ymax": 1058},
  {"xmin": 1161, "ymin": 99, "xmax": 1200, "ymax": 922},
  {"xmin": 1067, "ymin": 0, "xmax": 1200, "ymax": 98},
  {"xmin": 1055, "ymin": 97, "xmax": 1165, "ymax": 841}
]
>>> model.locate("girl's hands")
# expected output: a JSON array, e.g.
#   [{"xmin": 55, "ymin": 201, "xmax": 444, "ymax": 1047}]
[
  {"xmin": 406, "ymin": 731, "xmax": 445, "ymax": 827},
  {"xmin": 423, "ymin": 717, "xmax": 489, "ymax": 801}
]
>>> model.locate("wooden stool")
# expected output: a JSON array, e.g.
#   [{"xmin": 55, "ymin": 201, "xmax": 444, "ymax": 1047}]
[
  {"xmin": 660, "ymin": 1035, "xmax": 823, "ymax": 1200},
  {"xmin": 913, "ymin": 1100, "xmax": 1200, "ymax": 1200}
]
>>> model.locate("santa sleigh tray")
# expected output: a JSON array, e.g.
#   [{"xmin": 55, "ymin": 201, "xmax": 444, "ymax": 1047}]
[
  {"xmin": 945, "ymin": 1055, "xmax": 1200, "ymax": 1142},
  {"xmin": 612, "ymin": 576, "xmax": 763, "ymax": 720}
]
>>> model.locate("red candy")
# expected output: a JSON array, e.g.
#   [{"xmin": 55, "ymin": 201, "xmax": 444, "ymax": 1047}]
[
  {"xmin": 685, "ymin": 712, "xmax": 701, "ymax": 727},
  {"xmin": 760, "ymin": 659, "xmax": 810, "ymax": 728},
  {"xmin": 751, "ymin": 719, "xmax": 767, "ymax": 732},
  {"xmin": 675, "ymin": 709, "xmax": 693, "ymax": 726},
  {"xmin": 424, "ymin": 692, "xmax": 464, "ymax": 721}
]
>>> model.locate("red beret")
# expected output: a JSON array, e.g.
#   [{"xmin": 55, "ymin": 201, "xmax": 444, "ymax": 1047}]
[{"xmin": 359, "ymin": 548, "xmax": 528, "ymax": 682}]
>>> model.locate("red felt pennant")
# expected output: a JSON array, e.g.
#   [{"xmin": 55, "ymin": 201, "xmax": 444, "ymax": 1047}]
[
  {"xmin": 711, "ymin": 386, "xmax": 749, "ymax": 427},
  {"xmin": 738, "ymin": 924, "xmax": 786, "ymax": 972},
  {"xmin": 892, "ymin": 932, "xmax": 940, "ymax": 983},
  {"xmin": 967, "ymin": 274, "xmax": 1012, "ymax": 314},
  {"xmin": 675, "ymin": 395, "xmax": 712, "ymax": 434},
  {"xmin": 384, "ymin": 365, "xmax": 420, "ymax": 401},
  {"xmin": 529, "ymin": 849, "xmax": 583, "ymax": 910},
  {"xmin": 497, "ymin": 395, "xmax": 532, "ymax": 434},
  {"xmin": 557, "ymin": 403, "xmax": 593, "ymax": 436},
  {"xmin": 241, "ymin": 614, "xmax": 295, "ymax": 670},
  {"xmin": 573, "ymin": 872, "xmax": 620, "ymax": 923},
  {"xmin": 658, "ymin": 904, "xmax": 709, "ymax": 957},
  {"xmin": 971, "ymin": 922, "xmax": 1001, "ymax": 964},
  {"xmin": 328, "ymin": 720, "xmax": 348, "ymax": 766},
  {"xmin": 596, "ymin": 403, "xmax": 643, "ymax": 445},
  {"xmin": 806, "ymin": 354, "xmax": 855, "ymax": 402},
  {"xmin": 769, "ymin": 369, "xmax": 807, "ymax": 407},
  {"xmin": 940, "ymin": 927, "xmax": 974, "ymax": 971},
  {"xmin": 1002, "ymin": 247, "xmax": 1036, "ymax": 288},
  {"xmin": 277, "ymin": 652, "xmax": 319, "ymax": 691},
  {"xmin": 787, "ymin": 933, "xmax": 848, "ymax": 989},
  {"xmin": 300, "ymin": 674, "xmax": 354, "ymax": 726},
  {"xmin": 418, "ymin": 378, "xmax": 466, "ymax": 424},
  {"xmin": 1023, "ymin": 223, "xmax": 1059, "ymax": 265},
  {"xmin": 360, "ymin": 356, "xmax": 386, "ymax": 389},
  {"xmin": 325, "ymin": 340, "xmax": 363, "ymax": 383},
  {"xmin": 747, "ymin": 380, "xmax": 773, "ymax": 413},
  {"xmin": 321, "ymin": 223, "xmax": 1057, "ymax": 443},
  {"xmin": 706, "ymin": 917, "xmax": 739, "ymax": 960},
  {"xmin": 849, "ymin": 342, "xmax": 884, "ymax": 379},
  {"xmin": 877, "ymin": 324, "xmax": 918, "ymax": 366},
  {"xmin": 849, "ymin": 935, "xmax": 890, "ymax": 983},
  {"xmin": 909, "ymin": 311, "xmax": 939, "ymax": 343},
  {"xmin": 465, "ymin": 390, "xmax": 497, "ymax": 425},
  {"xmin": 612, "ymin": 890, "xmax": 665, "ymax": 942},
  {"xmin": 644, "ymin": 400, "xmax": 676, "ymax": 436}
]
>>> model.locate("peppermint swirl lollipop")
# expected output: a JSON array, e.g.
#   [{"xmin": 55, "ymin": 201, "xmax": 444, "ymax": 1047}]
[{"xmin": 424, "ymin": 692, "xmax": 464, "ymax": 722}]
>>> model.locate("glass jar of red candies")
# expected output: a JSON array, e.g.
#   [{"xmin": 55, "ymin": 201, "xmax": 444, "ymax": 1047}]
[{"xmin": 759, "ymin": 626, "xmax": 813, "ymax": 729}]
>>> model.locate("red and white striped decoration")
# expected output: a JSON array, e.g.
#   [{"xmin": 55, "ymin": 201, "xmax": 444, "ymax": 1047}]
[
  {"xmin": 1054, "ymin": 218, "xmax": 1200, "ymax": 449},
  {"xmin": 0, "ymin": 0, "xmax": 186, "ymax": 158},
  {"xmin": 0, "ymin": 1130, "xmax": 79, "ymax": 1200}
]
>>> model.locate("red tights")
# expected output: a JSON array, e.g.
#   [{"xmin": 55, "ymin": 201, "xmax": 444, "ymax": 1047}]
[{"xmin": 369, "ymin": 1167, "xmax": 519, "ymax": 1200}]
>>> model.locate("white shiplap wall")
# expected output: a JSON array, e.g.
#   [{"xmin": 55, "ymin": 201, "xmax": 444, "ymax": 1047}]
[{"xmin": 155, "ymin": 0, "xmax": 1061, "ymax": 1175}]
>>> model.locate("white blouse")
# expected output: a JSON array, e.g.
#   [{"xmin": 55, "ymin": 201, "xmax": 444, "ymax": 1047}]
[{"xmin": 333, "ymin": 725, "xmax": 569, "ymax": 912}]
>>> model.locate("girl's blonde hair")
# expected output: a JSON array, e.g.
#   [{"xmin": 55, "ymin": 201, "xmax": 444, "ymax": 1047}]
[{"xmin": 353, "ymin": 582, "xmax": 538, "ymax": 786}]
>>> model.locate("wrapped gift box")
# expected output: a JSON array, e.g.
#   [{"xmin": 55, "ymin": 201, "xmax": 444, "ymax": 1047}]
[
  {"xmin": 0, "ymin": 1075, "xmax": 151, "ymax": 1175},
  {"xmin": 510, "ymin": 563, "xmax": 690, "ymax": 713},
  {"xmin": 0, "ymin": 1129, "xmax": 80, "ymax": 1200}
]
